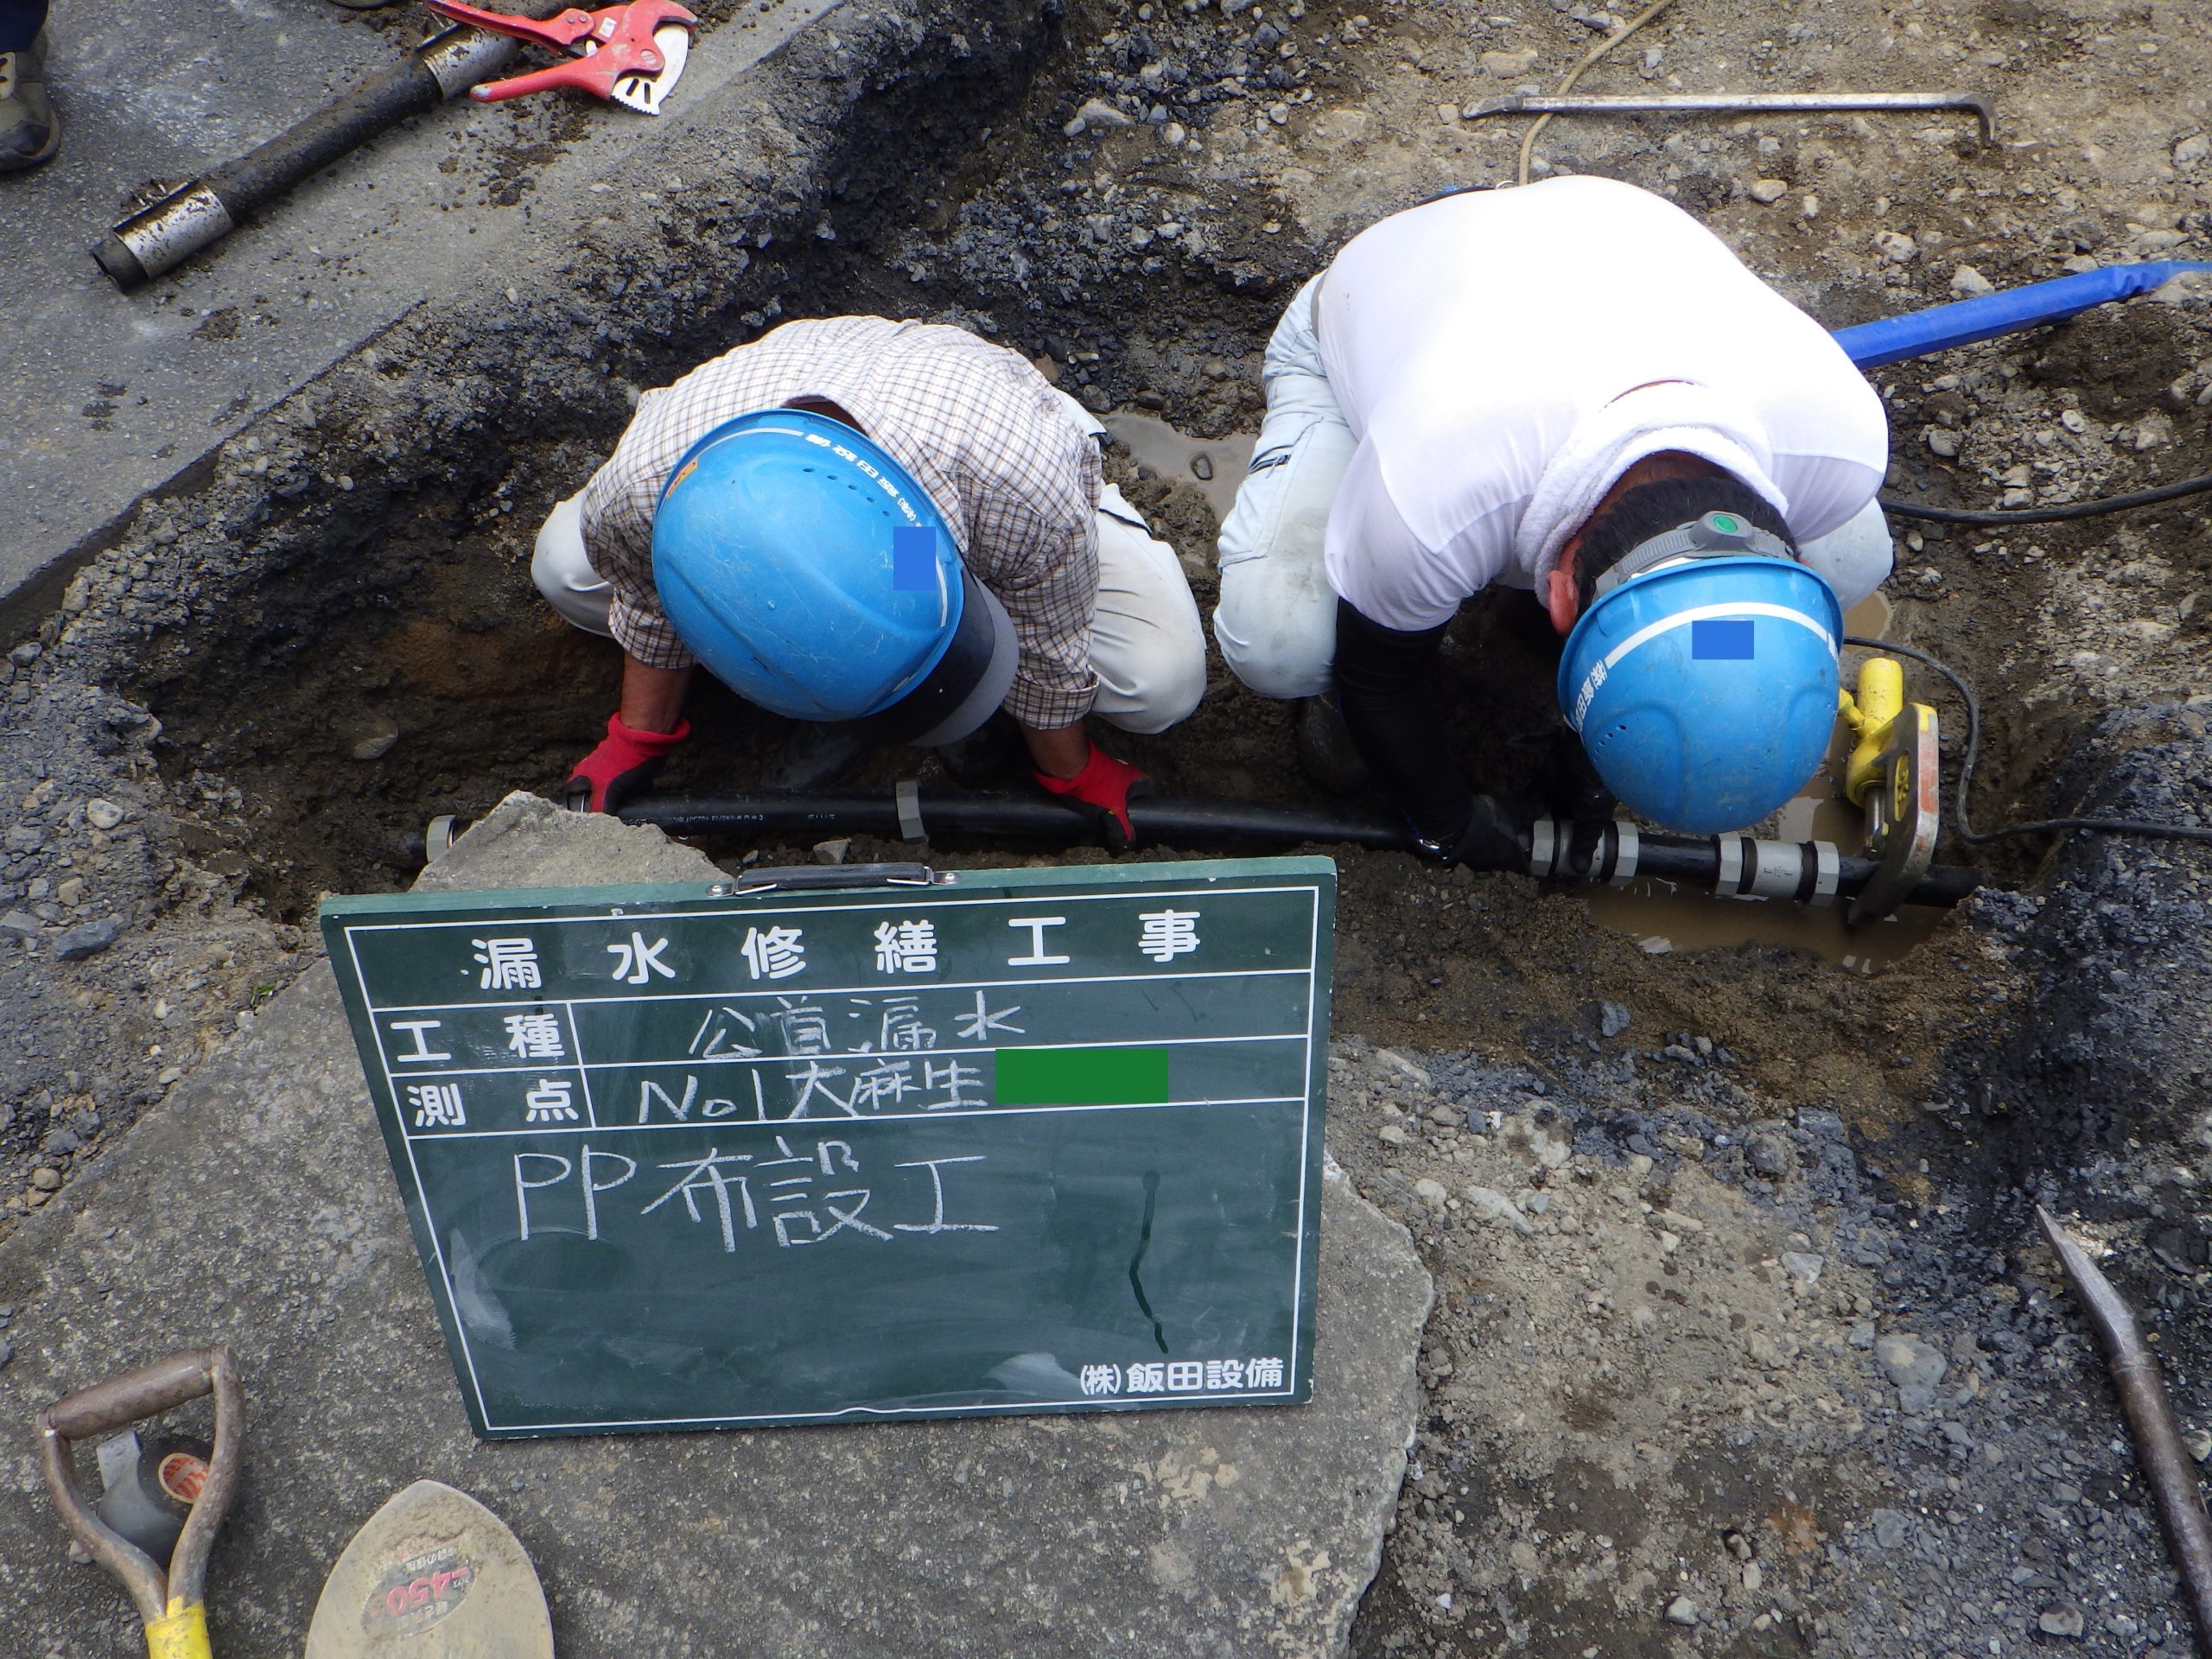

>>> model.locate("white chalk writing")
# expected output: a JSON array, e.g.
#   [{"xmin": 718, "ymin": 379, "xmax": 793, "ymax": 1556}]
[
  {"xmin": 923, "ymin": 1058, "xmax": 988, "ymax": 1111},
  {"xmin": 760, "ymin": 1135, "xmax": 891, "ymax": 1246},
  {"xmin": 687, "ymin": 1006, "xmax": 763, "ymax": 1059},
  {"xmin": 511, "ymin": 1141, "xmax": 1001, "ymax": 1255},
  {"xmin": 874, "ymin": 995, "xmax": 937, "ymax": 1053},
  {"xmin": 892, "ymin": 1154, "xmax": 998, "ymax": 1234},
  {"xmin": 784, "ymin": 1060, "xmax": 857, "ymax": 1119},
  {"xmin": 636, "ymin": 1072, "xmax": 766, "ymax": 1123},
  {"xmin": 954, "ymin": 991, "xmax": 1023, "ymax": 1043},
  {"xmin": 641, "ymin": 1148, "xmax": 759, "ymax": 1253}
]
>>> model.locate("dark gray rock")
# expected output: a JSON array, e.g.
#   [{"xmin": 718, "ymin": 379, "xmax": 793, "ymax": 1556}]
[
  {"xmin": 2038, "ymin": 1604, "xmax": 2085, "ymax": 1638},
  {"xmin": 1746, "ymin": 1132, "xmax": 1795, "ymax": 1179},
  {"xmin": 49, "ymin": 917, "xmax": 122, "ymax": 961},
  {"xmin": 1875, "ymin": 1333, "xmax": 1948, "ymax": 1390}
]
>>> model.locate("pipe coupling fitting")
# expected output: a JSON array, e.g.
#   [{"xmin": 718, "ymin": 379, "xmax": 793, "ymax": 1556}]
[
  {"xmin": 92, "ymin": 185, "xmax": 234, "ymax": 289},
  {"xmin": 420, "ymin": 25, "xmax": 523, "ymax": 99}
]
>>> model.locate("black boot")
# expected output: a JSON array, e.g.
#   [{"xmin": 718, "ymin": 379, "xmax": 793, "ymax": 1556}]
[
  {"xmin": 933, "ymin": 711, "xmax": 1027, "ymax": 786},
  {"xmin": 1294, "ymin": 696, "xmax": 1372, "ymax": 795},
  {"xmin": 763, "ymin": 723, "xmax": 871, "ymax": 789}
]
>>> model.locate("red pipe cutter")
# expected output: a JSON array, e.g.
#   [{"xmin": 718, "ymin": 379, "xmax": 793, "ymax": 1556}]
[{"xmin": 421, "ymin": 0, "xmax": 700, "ymax": 114}]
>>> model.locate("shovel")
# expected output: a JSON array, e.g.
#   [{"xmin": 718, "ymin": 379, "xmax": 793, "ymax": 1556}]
[
  {"xmin": 305, "ymin": 1480, "xmax": 555, "ymax": 1658},
  {"xmin": 36, "ymin": 1345, "xmax": 243, "ymax": 1659}
]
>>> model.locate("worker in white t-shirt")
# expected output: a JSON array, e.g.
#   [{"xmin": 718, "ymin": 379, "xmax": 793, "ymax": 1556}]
[{"xmin": 1214, "ymin": 177, "xmax": 1893, "ymax": 874}]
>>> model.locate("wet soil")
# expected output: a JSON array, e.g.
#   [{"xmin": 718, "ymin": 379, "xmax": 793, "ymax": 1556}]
[{"xmin": 5, "ymin": 0, "xmax": 2212, "ymax": 1653}]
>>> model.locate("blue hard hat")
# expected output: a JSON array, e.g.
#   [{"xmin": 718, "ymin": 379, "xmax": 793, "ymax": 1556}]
[
  {"xmin": 1557, "ymin": 550, "xmax": 1842, "ymax": 835},
  {"xmin": 652, "ymin": 408, "xmax": 1017, "ymax": 745}
]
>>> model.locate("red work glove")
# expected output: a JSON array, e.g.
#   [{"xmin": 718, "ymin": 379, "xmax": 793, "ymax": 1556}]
[
  {"xmin": 1034, "ymin": 741, "xmax": 1150, "ymax": 852},
  {"xmin": 564, "ymin": 713, "xmax": 690, "ymax": 813}
]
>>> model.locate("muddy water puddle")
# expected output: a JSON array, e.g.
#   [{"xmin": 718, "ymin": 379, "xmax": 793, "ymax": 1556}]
[
  {"xmin": 1585, "ymin": 876, "xmax": 1945, "ymax": 971},
  {"xmin": 1103, "ymin": 410, "xmax": 1254, "ymax": 524}
]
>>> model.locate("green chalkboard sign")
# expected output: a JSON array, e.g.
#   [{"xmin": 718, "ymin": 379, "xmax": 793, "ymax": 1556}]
[{"xmin": 320, "ymin": 858, "xmax": 1335, "ymax": 1438}]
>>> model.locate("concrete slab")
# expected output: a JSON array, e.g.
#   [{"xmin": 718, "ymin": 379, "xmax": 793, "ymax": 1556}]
[
  {"xmin": 0, "ymin": 795, "xmax": 1432, "ymax": 1657},
  {"xmin": 0, "ymin": 0, "xmax": 834, "ymax": 622}
]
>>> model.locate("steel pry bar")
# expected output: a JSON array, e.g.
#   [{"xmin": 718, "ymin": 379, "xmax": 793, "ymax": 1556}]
[
  {"xmin": 1466, "ymin": 91, "xmax": 1995, "ymax": 145},
  {"xmin": 2036, "ymin": 1207, "xmax": 2212, "ymax": 1655}
]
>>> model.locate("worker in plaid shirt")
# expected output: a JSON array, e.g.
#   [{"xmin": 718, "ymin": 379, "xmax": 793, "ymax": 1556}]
[{"xmin": 533, "ymin": 316, "xmax": 1206, "ymax": 845}]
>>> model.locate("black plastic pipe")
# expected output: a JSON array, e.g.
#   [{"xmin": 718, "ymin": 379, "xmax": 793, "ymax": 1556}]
[
  {"xmin": 92, "ymin": 10, "xmax": 562, "ymax": 288},
  {"xmin": 613, "ymin": 788, "xmax": 1985, "ymax": 910},
  {"xmin": 623, "ymin": 788, "xmax": 1412, "ymax": 849}
]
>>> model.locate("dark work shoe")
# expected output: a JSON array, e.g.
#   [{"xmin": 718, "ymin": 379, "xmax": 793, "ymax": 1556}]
[
  {"xmin": 933, "ymin": 710, "xmax": 1026, "ymax": 787},
  {"xmin": 763, "ymin": 722, "xmax": 871, "ymax": 790},
  {"xmin": 1294, "ymin": 696, "xmax": 1373, "ymax": 796},
  {"xmin": 0, "ymin": 31, "xmax": 56, "ymax": 173}
]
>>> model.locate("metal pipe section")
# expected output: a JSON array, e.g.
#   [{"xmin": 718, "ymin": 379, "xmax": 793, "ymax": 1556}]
[
  {"xmin": 92, "ymin": 21, "xmax": 541, "ymax": 288},
  {"xmin": 609, "ymin": 788, "xmax": 1984, "ymax": 909}
]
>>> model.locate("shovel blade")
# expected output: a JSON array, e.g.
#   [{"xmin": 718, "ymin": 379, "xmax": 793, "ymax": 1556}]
[
  {"xmin": 306, "ymin": 1480, "xmax": 552, "ymax": 1659},
  {"xmin": 610, "ymin": 22, "xmax": 690, "ymax": 114}
]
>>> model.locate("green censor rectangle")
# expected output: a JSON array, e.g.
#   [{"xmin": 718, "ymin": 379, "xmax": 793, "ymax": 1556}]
[{"xmin": 995, "ymin": 1046, "xmax": 1170, "ymax": 1104}]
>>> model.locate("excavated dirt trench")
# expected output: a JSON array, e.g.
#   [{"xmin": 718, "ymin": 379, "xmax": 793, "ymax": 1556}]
[{"xmin": 11, "ymin": 0, "xmax": 2212, "ymax": 1652}]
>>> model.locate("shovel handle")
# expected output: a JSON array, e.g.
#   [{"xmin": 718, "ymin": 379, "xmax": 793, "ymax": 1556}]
[
  {"xmin": 37, "ymin": 1345, "xmax": 242, "ymax": 1637},
  {"xmin": 41, "ymin": 1347, "xmax": 230, "ymax": 1440}
]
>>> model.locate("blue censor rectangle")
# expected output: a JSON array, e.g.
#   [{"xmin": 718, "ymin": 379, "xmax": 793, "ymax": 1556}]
[
  {"xmin": 1691, "ymin": 618, "xmax": 1756, "ymax": 660},
  {"xmin": 891, "ymin": 526, "xmax": 938, "ymax": 591}
]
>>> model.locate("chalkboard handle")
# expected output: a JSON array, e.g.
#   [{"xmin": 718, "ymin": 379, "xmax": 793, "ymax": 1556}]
[{"xmin": 711, "ymin": 862, "xmax": 954, "ymax": 896}]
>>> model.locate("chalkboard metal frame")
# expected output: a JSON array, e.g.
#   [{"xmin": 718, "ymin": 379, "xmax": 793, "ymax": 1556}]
[{"xmin": 321, "ymin": 857, "xmax": 1335, "ymax": 1439}]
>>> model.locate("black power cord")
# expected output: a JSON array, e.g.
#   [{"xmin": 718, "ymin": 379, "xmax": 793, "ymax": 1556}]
[
  {"xmin": 1880, "ymin": 470, "xmax": 2212, "ymax": 526},
  {"xmin": 1842, "ymin": 635, "xmax": 2212, "ymax": 847}
]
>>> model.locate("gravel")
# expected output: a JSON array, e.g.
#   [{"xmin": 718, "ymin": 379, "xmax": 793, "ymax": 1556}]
[{"xmin": 2, "ymin": 2, "xmax": 2209, "ymax": 1656}]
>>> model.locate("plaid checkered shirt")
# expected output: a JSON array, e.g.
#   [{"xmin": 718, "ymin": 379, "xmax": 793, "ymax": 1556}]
[{"xmin": 578, "ymin": 316, "xmax": 1104, "ymax": 728}]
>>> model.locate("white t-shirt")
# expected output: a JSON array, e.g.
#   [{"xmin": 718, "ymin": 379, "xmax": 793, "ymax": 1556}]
[{"xmin": 1313, "ymin": 177, "xmax": 1890, "ymax": 631}]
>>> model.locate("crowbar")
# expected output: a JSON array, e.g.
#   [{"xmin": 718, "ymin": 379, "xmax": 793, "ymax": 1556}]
[
  {"xmin": 2037, "ymin": 1207, "xmax": 2212, "ymax": 1655},
  {"xmin": 1468, "ymin": 91, "xmax": 1995, "ymax": 146}
]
